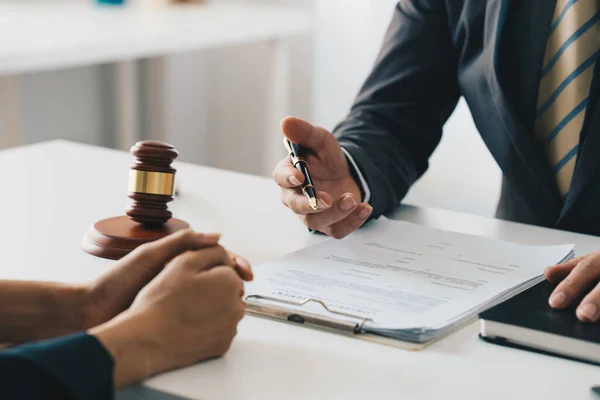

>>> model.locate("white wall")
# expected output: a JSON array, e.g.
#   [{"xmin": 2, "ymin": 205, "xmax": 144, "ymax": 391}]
[
  {"xmin": 19, "ymin": 65, "xmax": 114, "ymax": 148},
  {"xmin": 7, "ymin": 0, "xmax": 314, "ymax": 176},
  {"xmin": 312, "ymin": 0, "xmax": 502, "ymax": 217},
  {"xmin": 5, "ymin": 0, "xmax": 502, "ymax": 218}
]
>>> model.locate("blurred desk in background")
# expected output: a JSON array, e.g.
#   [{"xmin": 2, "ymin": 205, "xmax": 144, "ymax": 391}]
[{"xmin": 0, "ymin": 1, "xmax": 312, "ymax": 172}]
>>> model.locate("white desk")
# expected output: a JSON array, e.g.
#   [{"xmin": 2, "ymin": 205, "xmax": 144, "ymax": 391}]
[
  {"xmin": 0, "ymin": 1, "xmax": 312, "ymax": 156},
  {"xmin": 1, "ymin": 141, "xmax": 598, "ymax": 399}
]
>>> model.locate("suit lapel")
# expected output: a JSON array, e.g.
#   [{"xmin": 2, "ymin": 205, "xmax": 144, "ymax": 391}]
[{"xmin": 484, "ymin": 0, "xmax": 563, "ymax": 221}]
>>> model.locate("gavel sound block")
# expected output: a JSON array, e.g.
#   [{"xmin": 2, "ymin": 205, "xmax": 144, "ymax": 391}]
[{"xmin": 82, "ymin": 141, "xmax": 190, "ymax": 260}]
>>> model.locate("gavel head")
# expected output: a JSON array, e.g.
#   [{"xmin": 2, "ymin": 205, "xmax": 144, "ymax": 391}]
[{"xmin": 125, "ymin": 141, "xmax": 178, "ymax": 225}]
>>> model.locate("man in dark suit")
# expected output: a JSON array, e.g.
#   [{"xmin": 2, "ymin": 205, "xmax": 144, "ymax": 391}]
[{"xmin": 273, "ymin": 0, "xmax": 600, "ymax": 322}]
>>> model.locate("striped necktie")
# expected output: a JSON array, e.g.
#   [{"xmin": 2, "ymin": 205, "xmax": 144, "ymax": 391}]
[{"xmin": 535, "ymin": 0, "xmax": 600, "ymax": 197}]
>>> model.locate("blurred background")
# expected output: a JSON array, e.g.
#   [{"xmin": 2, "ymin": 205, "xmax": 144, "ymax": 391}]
[{"xmin": 0, "ymin": 0, "xmax": 501, "ymax": 217}]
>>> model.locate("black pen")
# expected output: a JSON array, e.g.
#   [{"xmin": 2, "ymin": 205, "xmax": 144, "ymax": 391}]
[{"xmin": 283, "ymin": 138, "xmax": 318, "ymax": 210}]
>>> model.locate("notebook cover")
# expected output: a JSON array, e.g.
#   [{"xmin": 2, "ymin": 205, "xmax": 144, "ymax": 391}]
[
  {"xmin": 478, "ymin": 334, "xmax": 600, "ymax": 366},
  {"xmin": 478, "ymin": 280, "xmax": 600, "ymax": 365}
]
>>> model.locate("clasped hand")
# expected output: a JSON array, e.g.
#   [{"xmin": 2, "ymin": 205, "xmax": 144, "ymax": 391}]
[{"xmin": 85, "ymin": 230, "xmax": 253, "ymax": 387}]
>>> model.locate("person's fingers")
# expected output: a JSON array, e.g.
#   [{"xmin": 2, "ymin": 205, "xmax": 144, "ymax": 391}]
[
  {"xmin": 315, "ymin": 192, "xmax": 334, "ymax": 210},
  {"xmin": 281, "ymin": 116, "xmax": 333, "ymax": 152},
  {"xmin": 544, "ymin": 256, "xmax": 585, "ymax": 284},
  {"xmin": 576, "ymin": 281, "xmax": 600, "ymax": 323},
  {"xmin": 202, "ymin": 266, "xmax": 245, "ymax": 317},
  {"xmin": 324, "ymin": 203, "xmax": 373, "ymax": 239},
  {"xmin": 272, "ymin": 157, "xmax": 304, "ymax": 188},
  {"xmin": 228, "ymin": 251, "xmax": 254, "ymax": 282},
  {"xmin": 303, "ymin": 192, "xmax": 360, "ymax": 230},
  {"xmin": 282, "ymin": 189, "xmax": 332, "ymax": 215},
  {"xmin": 173, "ymin": 245, "xmax": 235, "ymax": 274},
  {"xmin": 124, "ymin": 230, "xmax": 222, "ymax": 274},
  {"xmin": 548, "ymin": 257, "xmax": 600, "ymax": 309},
  {"xmin": 206, "ymin": 266, "xmax": 243, "ymax": 294}
]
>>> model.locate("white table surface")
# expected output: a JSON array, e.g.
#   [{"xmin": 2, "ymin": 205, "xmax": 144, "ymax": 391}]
[
  {"xmin": 0, "ymin": 1, "xmax": 312, "ymax": 75},
  {"xmin": 1, "ymin": 140, "xmax": 599, "ymax": 400}
]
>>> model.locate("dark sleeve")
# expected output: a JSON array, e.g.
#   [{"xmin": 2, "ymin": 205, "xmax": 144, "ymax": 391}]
[
  {"xmin": 333, "ymin": 0, "xmax": 460, "ymax": 217},
  {"xmin": 0, "ymin": 332, "xmax": 114, "ymax": 400}
]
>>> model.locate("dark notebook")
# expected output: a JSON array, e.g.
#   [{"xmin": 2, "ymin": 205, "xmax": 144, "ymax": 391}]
[{"xmin": 478, "ymin": 280, "xmax": 600, "ymax": 366}]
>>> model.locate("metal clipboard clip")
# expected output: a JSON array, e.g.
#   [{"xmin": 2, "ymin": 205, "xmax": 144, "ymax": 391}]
[{"xmin": 245, "ymin": 294, "xmax": 372, "ymax": 334}]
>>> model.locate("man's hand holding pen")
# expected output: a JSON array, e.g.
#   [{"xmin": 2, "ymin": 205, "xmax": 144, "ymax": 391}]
[{"xmin": 272, "ymin": 116, "xmax": 373, "ymax": 239}]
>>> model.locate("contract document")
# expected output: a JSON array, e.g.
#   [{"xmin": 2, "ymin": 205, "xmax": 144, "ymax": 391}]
[{"xmin": 245, "ymin": 218, "xmax": 575, "ymax": 344}]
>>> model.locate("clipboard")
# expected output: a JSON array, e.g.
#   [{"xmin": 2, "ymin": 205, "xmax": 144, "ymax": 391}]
[{"xmin": 245, "ymin": 294, "xmax": 448, "ymax": 351}]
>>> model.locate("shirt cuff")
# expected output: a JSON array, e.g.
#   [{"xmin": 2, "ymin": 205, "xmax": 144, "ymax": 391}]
[{"xmin": 341, "ymin": 147, "xmax": 371, "ymax": 204}]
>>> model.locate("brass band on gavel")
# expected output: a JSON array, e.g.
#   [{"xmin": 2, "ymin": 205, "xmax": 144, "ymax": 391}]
[{"xmin": 128, "ymin": 170, "xmax": 175, "ymax": 196}]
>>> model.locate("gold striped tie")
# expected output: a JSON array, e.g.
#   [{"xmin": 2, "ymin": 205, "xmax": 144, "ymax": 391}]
[{"xmin": 535, "ymin": 0, "xmax": 600, "ymax": 196}]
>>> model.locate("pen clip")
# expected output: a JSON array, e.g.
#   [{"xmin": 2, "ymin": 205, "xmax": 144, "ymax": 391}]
[
  {"xmin": 283, "ymin": 138, "xmax": 294, "ymax": 156},
  {"xmin": 284, "ymin": 139, "xmax": 305, "ymax": 167}
]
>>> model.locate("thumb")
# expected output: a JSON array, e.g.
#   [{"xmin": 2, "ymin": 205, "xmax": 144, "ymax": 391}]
[{"xmin": 281, "ymin": 116, "xmax": 333, "ymax": 152}]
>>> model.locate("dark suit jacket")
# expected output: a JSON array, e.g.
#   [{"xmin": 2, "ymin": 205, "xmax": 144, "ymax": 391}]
[
  {"xmin": 334, "ymin": 0, "xmax": 600, "ymax": 236},
  {"xmin": 0, "ymin": 332, "xmax": 113, "ymax": 399}
]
